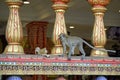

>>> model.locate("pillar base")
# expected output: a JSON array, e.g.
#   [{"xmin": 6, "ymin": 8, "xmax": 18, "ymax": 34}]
[
  {"xmin": 4, "ymin": 44, "xmax": 24, "ymax": 54},
  {"xmin": 51, "ymin": 45, "xmax": 63, "ymax": 55},
  {"xmin": 90, "ymin": 48, "xmax": 108, "ymax": 57}
]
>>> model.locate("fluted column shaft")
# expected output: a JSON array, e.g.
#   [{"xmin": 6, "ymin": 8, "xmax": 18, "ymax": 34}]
[
  {"xmin": 92, "ymin": 11, "xmax": 106, "ymax": 47},
  {"xmin": 88, "ymin": 0, "xmax": 110, "ymax": 57},
  {"xmin": 51, "ymin": 0, "xmax": 69, "ymax": 54},
  {"xmin": 4, "ymin": 0, "xmax": 24, "ymax": 54},
  {"xmin": 53, "ymin": 10, "xmax": 66, "ymax": 45}
]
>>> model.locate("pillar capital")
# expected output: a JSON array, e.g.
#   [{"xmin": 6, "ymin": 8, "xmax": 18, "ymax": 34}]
[
  {"xmin": 6, "ymin": 0, "xmax": 23, "ymax": 6},
  {"xmin": 52, "ymin": 0, "xmax": 70, "ymax": 4},
  {"xmin": 88, "ymin": 0, "xmax": 111, "ymax": 13},
  {"xmin": 92, "ymin": 7, "xmax": 107, "ymax": 13},
  {"xmin": 88, "ymin": 0, "xmax": 110, "ymax": 7},
  {"xmin": 52, "ymin": 0, "xmax": 70, "ymax": 10}
]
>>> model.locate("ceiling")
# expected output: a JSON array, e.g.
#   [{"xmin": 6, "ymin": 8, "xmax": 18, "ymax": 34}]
[{"xmin": 0, "ymin": 0, "xmax": 120, "ymax": 39}]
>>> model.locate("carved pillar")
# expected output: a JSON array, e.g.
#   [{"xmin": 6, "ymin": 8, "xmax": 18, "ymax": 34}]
[
  {"xmin": 4, "ymin": 0, "xmax": 24, "ymax": 54},
  {"xmin": 88, "ymin": 0, "xmax": 110, "ymax": 57},
  {"xmin": 51, "ymin": 0, "xmax": 70, "ymax": 54}
]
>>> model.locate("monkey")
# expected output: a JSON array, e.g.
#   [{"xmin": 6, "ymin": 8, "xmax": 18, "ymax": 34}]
[
  {"xmin": 35, "ymin": 47, "xmax": 48, "ymax": 54},
  {"xmin": 59, "ymin": 33, "xmax": 116, "ymax": 60}
]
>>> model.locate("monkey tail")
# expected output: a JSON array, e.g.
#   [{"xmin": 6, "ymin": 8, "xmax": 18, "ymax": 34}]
[
  {"xmin": 99, "ymin": 49, "xmax": 116, "ymax": 53},
  {"xmin": 83, "ymin": 40, "xmax": 116, "ymax": 53},
  {"xmin": 83, "ymin": 40, "xmax": 96, "ymax": 49}
]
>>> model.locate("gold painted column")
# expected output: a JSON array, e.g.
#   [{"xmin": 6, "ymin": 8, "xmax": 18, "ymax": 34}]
[
  {"xmin": 51, "ymin": 0, "xmax": 69, "ymax": 54},
  {"xmin": 88, "ymin": 0, "xmax": 110, "ymax": 57},
  {"xmin": 4, "ymin": 0, "xmax": 24, "ymax": 54}
]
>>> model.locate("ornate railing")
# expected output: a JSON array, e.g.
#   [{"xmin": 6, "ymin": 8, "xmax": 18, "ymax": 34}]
[{"xmin": 0, "ymin": 54, "xmax": 120, "ymax": 75}]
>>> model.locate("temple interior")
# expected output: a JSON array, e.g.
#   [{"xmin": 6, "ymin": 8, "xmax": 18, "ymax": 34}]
[{"xmin": 0, "ymin": 0, "xmax": 120, "ymax": 80}]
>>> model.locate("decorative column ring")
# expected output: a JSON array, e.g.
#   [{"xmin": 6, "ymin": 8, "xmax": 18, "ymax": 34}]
[
  {"xmin": 88, "ymin": 0, "xmax": 111, "ymax": 57},
  {"xmin": 51, "ymin": 0, "xmax": 70, "ymax": 55},
  {"xmin": 4, "ymin": 0, "xmax": 24, "ymax": 54}
]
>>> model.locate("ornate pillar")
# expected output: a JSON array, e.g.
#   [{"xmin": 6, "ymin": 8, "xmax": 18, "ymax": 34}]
[
  {"xmin": 51, "ymin": 0, "xmax": 70, "ymax": 54},
  {"xmin": 88, "ymin": 0, "xmax": 110, "ymax": 57},
  {"xmin": 4, "ymin": 0, "xmax": 24, "ymax": 54}
]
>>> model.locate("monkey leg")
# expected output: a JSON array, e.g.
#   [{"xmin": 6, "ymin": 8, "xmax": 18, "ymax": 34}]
[
  {"xmin": 68, "ymin": 46, "xmax": 75, "ymax": 60},
  {"xmin": 68, "ymin": 50, "xmax": 72, "ymax": 60},
  {"xmin": 62, "ymin": 43, "xmax": 66, "ymax": 54},
  {"xmin": 79, "ymin": 45, "xmax": 86, "ymax": 58}
]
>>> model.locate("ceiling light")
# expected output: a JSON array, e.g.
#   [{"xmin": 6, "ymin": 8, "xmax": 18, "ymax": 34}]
[
  {"xmin": 104, "ymin": 28, "xmax": 107, "ymax": 30},
  {"xmin": 119, "ymin": 10, "xmax": 120, "ymax": 13},
  {"xmin": 23, "ymin": 0, "xmax": 30, "ymax": 4},
  {"xmin": 69, "ymin": 26, "xmax": 75, "ymax": 29}
]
